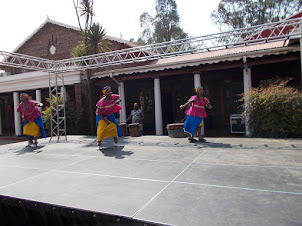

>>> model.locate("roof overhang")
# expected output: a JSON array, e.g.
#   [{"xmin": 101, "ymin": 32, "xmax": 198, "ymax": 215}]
[{"xmin": 91, "ymin": 40, "xmax": 300, "ymax": 79}]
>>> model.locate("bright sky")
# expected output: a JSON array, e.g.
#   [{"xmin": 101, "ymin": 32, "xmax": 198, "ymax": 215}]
[{"xmin": 0, "ymin": 0, "xmax": 221, "ymax": 52}]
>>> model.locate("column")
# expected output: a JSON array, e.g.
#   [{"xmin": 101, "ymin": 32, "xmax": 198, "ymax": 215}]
[
  {"xmin": 243, "ymin": 62, "xmax": 252, "ymax": 136},
  {"xmin": 36, "ymin": 89, "xmax": 42, "ymax": 112},
  {"xmin": 118, "ymin": 81, "xmax": 126, "ymax": 122},
  {"xmin": 61, "ymin": 86, "xmax": 67, "ymax": 101},
  {"xmin": 0, "ymin": 103, "xmax": 2, "ymax": 136},
  {"xmin": 194, "ymin": 73, "xmax": 201, "ymax": 88},
  {"xmin": 194, "ymin": 73, "xmax": 204, "ymax": 136},
  {"xmin": 154, "ymin": 77, "xmax": 163, "ymax": 135},
  {"xmin": 13, "ymin": 92, "xmax": 22, "ymax": 136},
  {"xmin": 300, "ymin": 19, "xmax": 302, "ymax": 89}
]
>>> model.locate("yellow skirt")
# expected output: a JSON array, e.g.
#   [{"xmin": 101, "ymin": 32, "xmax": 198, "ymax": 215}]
[
  {"xmin": 23, "ymin": 122, "xmax": 42, "ymax": 138},
  {"xmin": 97, "ymin": 118, "xmax": 118, "ymax": 141}
]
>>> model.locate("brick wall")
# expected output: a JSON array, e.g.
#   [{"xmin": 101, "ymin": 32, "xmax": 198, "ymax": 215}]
[
  {"xmin": 15, "ymin": 22, "xmax": 134, "ymax": 61},
  {"xmin": 16, "ymin": 23, "xmax": 83, "ymax": 60}
]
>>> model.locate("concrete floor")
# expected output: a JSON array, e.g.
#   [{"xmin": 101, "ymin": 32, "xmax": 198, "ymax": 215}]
[{"xmin": 0, "ymin": 135, "xmax": 301, "ymax": 226}]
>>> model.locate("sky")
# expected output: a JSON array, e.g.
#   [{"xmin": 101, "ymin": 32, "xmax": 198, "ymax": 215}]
[{"xmin": 0, "ymin": 0, "xmax": 221, "ymax": 53}]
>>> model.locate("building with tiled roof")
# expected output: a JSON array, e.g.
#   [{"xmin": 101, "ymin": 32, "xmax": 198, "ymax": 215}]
[{"xmin": 0, "ymin": 15, "xmax": 301, "ymax": 137}]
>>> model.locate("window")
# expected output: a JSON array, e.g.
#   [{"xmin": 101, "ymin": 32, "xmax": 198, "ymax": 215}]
[{"xmin": 139, "ymin": 88, "xmax": 153, "ymax": 112}]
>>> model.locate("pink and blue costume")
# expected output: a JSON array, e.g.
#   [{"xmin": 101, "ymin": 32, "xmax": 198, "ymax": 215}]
[{"xmin": 184, "ymin": 96, "xmax": 209, "ymax": 136}]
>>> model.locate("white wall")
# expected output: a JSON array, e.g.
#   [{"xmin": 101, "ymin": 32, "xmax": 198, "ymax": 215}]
[{"xmin": 0, "ymin": 71, "xmax": 81, "ymax": 93}]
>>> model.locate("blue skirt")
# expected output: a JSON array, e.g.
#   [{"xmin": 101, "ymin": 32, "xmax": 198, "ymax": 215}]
[
  {"xmin": 184, "ymin": 115, "xmax": 202, "ymax": 136},
  {"xmin": 96, "ymin": 114, "xmax": 122, "ymax": 137}
]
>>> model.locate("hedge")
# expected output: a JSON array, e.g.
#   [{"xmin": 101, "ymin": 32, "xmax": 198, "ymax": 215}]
[{"xmin": 240, "ymin": 79, "xmax": 302, "ymax": 138}]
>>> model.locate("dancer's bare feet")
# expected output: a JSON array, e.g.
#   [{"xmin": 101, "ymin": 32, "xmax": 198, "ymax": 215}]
[
  {"xmin": 113, "ymin": 137, "xmax": 118, "ymax": 143},
  {"xmin": 96, "ymin": 141, "xmax": 102, "ymax": 150},
  {"xmin": 26, "ymin": 140, "xmax": 33, "ymax": 147},
  {"xmin": 32, "ymin": 140, "xmax": 38, "ymax": 147}
]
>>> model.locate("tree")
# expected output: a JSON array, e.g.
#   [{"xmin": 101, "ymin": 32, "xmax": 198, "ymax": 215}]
[
  {"xmin": 139, "ymin": 12, "xmax": 153, "ymax": 45},
  {"xmin": 211, "ymin": 0, "xmax": 302, "ymax": 29},
  {"xmin": 74, "ymin": 0, "xmax": 94, "ymax": 33},
  {"xmin": 86, "ymin": 23, "xmax": 111, "ymax": 54},
  {"xmin": 73, "ymin": 0, "xmax": 110, "ymax": 135},
  {"xmin": 138, "ymin": 0, "xmax": 188, "ymax": 44}
]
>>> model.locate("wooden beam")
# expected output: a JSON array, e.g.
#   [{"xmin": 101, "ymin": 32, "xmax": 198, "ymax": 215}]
[{"xmin": 248, "ymin": 54, "xmax": 299, "ymax": 66}]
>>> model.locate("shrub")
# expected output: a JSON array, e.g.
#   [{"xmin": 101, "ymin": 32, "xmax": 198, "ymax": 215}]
[
  {"xmin": 42, "ymin": 97, "xmax": 82, "ymax": 136},
  {"xmin": 239, "ymin": 79, "xmax": 302, "ymax": 138}
]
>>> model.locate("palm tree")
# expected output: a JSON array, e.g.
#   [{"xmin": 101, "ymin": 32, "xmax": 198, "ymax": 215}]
[
  {"xmin": 72, "ymin": 0, "xmax": 111, "ymax": 135},
  {"xmin": 73, "ymin": 0, "xmax": 94, "ymax": 33},
  {"xmin": 86, "ymin": 23, "xmax": 111, "ymax": 54},
  {"xmin": 83, "ymin": 23, "xmax": 111, "ymax": 135},
  {"xmin": 70, "ymin": 23, "xmax": 111, "ymax": 57}
]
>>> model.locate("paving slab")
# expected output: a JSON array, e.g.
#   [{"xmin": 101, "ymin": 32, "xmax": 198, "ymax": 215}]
[{"xmin": 135, "ymin": 182, "xmax": 302, "ymax": 226}]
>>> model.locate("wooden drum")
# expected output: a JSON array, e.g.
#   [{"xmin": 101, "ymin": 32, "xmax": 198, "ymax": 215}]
[{"xmin": 166, "ymin": 123, "xmax": 186, "ymax": 138}]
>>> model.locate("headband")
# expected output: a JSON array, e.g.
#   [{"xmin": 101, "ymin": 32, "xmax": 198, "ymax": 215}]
[
  {"xmin": 195, "ymin": 86, "xmax": 202, "ymax": 93},
  {"xmin": 102, "ymin": 86, "xmax": 110, "ymax": 95},
  {"xmin": 20, "ymin": 93, "xmax": 29, "ymax": 98}
]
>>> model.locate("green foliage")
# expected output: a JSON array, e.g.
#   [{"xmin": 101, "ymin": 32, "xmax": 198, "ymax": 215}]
[
  {"xmin": 85, "ymin": 22, "xmax": 111, "ymax": 54},
  {"xmin": 239, "ymin": 79, "xmax": 302, "ymax": 138},
  {"xmin": 73, "ymin": 0, "xmax": 105, "ymax": 135},
  {"xmin": 73, "ymin": 0, "xmax": 95, "ymax": 32},
  {"xmin": 42, "ymin": 97, "xmax": 82, "ymax": 136},
  {"xmin": 138, "ymin": 12, "xmax": 153, "ymax": 45},
  {"xmin": 138, "ymin": 0, "xmax": 188, "ymax": 44},
  {"xmin": 71, "ymin": 23, "xmax": 111, "ymax": 58},
  {"xmin": 211, "ymin": 0, "xmax": 302, "ymax": 29},
  {"xmin": 135, "ymin": 37, "xmax": 148, "ymax": 46},
  {"xmin": 71, "ymin": 44, "xmax": 87, "ymax": 58}
]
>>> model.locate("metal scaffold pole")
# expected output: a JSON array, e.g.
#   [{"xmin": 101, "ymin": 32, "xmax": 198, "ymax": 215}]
[
  {"xmin": 48, "ymin": 70, "xmax": 53, "ymax": 141},
  {"xmin": 48, "ymin": 63, "xmax": 67, "ymax": 142}
]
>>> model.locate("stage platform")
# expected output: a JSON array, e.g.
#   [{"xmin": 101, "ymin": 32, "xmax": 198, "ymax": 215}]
[{"xmin": 0, "ymin": 135, "xmax": 301, "ymax": 225}]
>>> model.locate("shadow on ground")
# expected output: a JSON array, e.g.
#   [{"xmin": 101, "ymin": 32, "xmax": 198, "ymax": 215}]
[
  {"xmin": 15, "ymin": 146, "xmax": 44, "ymax": 155},
  {"xmin": 98, "ymin": 145, "xmax": 134, "ymax": 159}
]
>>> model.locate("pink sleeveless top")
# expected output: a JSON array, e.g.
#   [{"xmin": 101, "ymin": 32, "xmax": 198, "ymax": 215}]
[
  {"xmin": 185, "ymin": 96, "xmax": 209, "ymax": 118},
  {"xmin": 96, "ymin": 94, "xmax": 122, "ymax": 116},
  {"xmin": 17, "ymin": 100, "xmax": 41, "ymax": 122}
]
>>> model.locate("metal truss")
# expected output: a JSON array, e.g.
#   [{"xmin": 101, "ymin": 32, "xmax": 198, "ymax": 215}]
[
  {"xmin": 1, "ymin": 18, "xmax": 301, "ymax": 73},
  {"xmin": 0, "ymin": 18, "xmax": 301, "ymax": 141},
  {"xmin": 55, "ymin": 17, "xmax": 302, "ymax": 72},
  {"xmin": 48, "ymin": 66, "xmax": 67, "ymax": 142},
  {"xmin": 0, "ymin": 51, "xmax": 54, "ymax": 72}
]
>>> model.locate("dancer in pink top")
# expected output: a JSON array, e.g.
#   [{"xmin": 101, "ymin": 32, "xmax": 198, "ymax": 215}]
[
  {"xmin": 17, "ymin": 93, "xmax": 46, "ymax": 147},
  {"xmin": 96, "ymin": 86, "xmax": 122, "ymax": 148},
  {"xmin": 180, "ymin": 86, "xmax": 212, "ymax": 142}
]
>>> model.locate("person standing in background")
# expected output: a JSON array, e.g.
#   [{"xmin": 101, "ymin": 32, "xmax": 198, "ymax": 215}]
[{"xmin": 127, "ymin": 102, "xmax": 144, "ymax": 136}]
